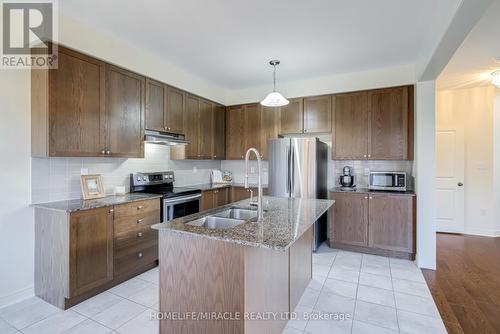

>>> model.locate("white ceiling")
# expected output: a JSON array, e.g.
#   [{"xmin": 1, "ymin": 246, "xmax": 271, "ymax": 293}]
[
  {"xmin": 60, "ymin": 0, "xmax": 460, "ymax": 90},
  {"xmin": 438, "ymin": 0, "xmax": 500, "ymax": 90}
]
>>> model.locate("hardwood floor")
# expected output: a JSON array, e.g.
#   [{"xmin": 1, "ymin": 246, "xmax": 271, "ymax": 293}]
[{"xmin": 423, "ymin": 233, "xmax": 500, "ymax": 334}]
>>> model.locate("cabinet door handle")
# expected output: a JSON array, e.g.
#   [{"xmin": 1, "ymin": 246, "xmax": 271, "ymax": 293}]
[
  {"xmin": 105, "ymin": 150, "xmax": 111, "ymax": 155},
  {"xmin": 137, "ymin": 219, "xmax": 144, "ymax": 224},
  {"xmin": 101, "ymin": 150, "xmax": 106, "ymax": 155},
  {"xmin": 137, "ymin": 252, "xmax": 143, "ymax": 258},
  {"xmin": 369, "ymin": 197, "xmax": 373, "ymax": 200},
  {"xmin": 109, "ymin": 208, "xmax": 114, "ymax": 213},
  {"xmin": 167, "ymin": 127, "xmax": 171, "ymax": 131},
  {"xmin": 363, "ymin": 155, "xmax": 367, "ymax": 158},
  {"xmin": 364, "ymin": 196, "xmax": 368, "ymax": 199},
  {"xmin": 137, "ymin": 205, "xmax": 144, "ymax": 210},
  {"xmin": 137, "ymin": 232, "xmax": 143, "ymax": 237}
]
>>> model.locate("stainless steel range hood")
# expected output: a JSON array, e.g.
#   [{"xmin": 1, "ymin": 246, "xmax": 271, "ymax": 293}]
[{"xmin": 144, "ymin": 130, "xmax": 190, "ymax": 146}]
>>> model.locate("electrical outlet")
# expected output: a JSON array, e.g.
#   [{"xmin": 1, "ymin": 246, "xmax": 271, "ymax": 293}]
[
  {"xmin": 250, "ymin": 166, "xmax": 255, "ymax": 174},
  {"xmin": 364, "ymin": 168, "xmax": 370, "ymax": 175},
  {"xmin": 193, "ymin": 166, "xmax": 198, "ymax": 173},
  {"xmin": 80, "ymin": 168, "xmax": 88, "ymax": 175}
]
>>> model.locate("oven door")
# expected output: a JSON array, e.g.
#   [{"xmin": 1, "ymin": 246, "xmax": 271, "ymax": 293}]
[{"xmin": 163, "ymin": 193, "xmax": 201, "ymax": 222}]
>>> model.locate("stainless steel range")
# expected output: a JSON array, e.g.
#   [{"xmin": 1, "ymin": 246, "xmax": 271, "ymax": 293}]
[{"xmin": 130, "ymin": 171, "xmax": 201, "ymax": 222}]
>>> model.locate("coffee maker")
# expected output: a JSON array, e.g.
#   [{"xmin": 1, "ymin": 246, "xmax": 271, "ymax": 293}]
[{"xmin": 339, "ymin": 166, "xmax": 356, "ymax": 190}]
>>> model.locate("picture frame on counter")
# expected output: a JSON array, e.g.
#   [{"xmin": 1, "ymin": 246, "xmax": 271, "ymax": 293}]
[{"xmin": 80, "ymin": 174, "xmax": 105, "ymax": 199}]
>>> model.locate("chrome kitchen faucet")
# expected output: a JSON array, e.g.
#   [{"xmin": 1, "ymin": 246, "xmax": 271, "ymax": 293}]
[{"xmin": 244, "ymin": 148, "xmax": 264, "ymax": 222}]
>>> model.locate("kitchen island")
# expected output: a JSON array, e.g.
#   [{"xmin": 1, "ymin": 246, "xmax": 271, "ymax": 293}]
[{"xmin": 152, "ymin": 196, "xmax": 333, "ymax": 334}]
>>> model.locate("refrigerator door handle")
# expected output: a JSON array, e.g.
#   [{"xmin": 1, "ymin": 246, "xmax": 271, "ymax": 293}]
[
  {"xmin": 286, "ymin": 145, "xmax": 291, "ymax": 196},
  {"xmin": 290, "ymin": 144, "xmax": 295, "ymax": 198}
]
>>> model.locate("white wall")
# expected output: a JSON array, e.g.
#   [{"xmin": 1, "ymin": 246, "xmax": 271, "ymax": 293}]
[
  {"xmin": 0, "ymin": 71, "xmax": 34, "ymax": 306},
  {"xmin": 437, "ymin": 87, "xmax": 497, "ymax": 236},
  {"xmin": 58, "ymin": 15, "xmax": 226, "ymax": 105},
  {"xmin": 32, "ymin": 145, "xmax": 221, "ymax": 204},
  {"xmin": 415, "ymin": 81, "xmax": 437, "ymax": 270},
  {"xmin": 493, "ymin": 89, "xmax": 500, "ymax": 236},
  {"xmin": 225, "ymin": 64, "xmax": 415, "ymax": 105}
]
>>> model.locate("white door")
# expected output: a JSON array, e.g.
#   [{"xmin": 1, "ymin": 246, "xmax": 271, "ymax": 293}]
[{"xmin": 435, "ymin": 127, "xmax": 465, "ymax": 233}]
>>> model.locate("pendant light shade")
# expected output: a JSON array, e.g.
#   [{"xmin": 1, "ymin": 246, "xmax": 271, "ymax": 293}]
[
  {"xmin": 492, "ymin": 71, "xmax": 500, "ymax": 88},
  {"xmin": 261, "ymin": 60, "xmax": 289, "ymax": 107}
]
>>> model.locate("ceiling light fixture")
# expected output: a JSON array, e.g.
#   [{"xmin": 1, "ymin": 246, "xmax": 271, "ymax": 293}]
[
  {"xmin": 492, "ymin": 71, "xmax": 500, "ymax": 88},
  {"xmin": 260, "ymin": 60, "xmax": 289, "ymax": 107}
]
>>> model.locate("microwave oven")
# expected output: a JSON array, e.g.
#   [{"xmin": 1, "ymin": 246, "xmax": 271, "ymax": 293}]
[{"xmin": 369, "ymin": 172, "xmax": 407, "ymax": 191}]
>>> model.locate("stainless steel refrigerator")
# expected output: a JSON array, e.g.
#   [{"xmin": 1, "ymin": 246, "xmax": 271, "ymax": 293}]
[{"xmin": 268, "ymin": 137, "xmax": 328, "ymax": 251}]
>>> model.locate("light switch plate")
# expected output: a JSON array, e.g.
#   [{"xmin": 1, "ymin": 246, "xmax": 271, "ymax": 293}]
[{"xmin": 80, "ymin": 168, "xmax": 88, "ymax": 175}]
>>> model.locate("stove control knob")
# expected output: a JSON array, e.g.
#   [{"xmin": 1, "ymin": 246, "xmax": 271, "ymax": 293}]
[
  {"xmin": 136, "ymin": 176, "xmax": 141, "ymax": 181},
  {"xmin": 143, "ymin": 176, "xmax": 147, "ymax": 181}
]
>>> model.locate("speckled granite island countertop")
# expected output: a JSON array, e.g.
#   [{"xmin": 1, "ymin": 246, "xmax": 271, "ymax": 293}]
[
  {"xmin": 152, "ymin": 196, "xmax": 334, "ymax": 250},
  {"xmin": 31, "ymin": 193, "xmax": 163, "ymax": 213}
]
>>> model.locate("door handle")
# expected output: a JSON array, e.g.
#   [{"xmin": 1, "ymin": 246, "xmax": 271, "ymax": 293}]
[{"xmin": 458, "ymin": 182, "xmax": 464, "ymax": 187}]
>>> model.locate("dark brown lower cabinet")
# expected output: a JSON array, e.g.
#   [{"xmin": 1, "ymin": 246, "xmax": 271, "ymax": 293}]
[
  {"xmin": 329, "ymin": 192, "xmax": 368, "ymax": 247},
  {"xmin": 69, "ymin": 207, "xmax": 114, "ymax": 297},
  {"xmin": 368, "ymin": 195, "xmax": 415, "ymax": 253},
  {"xmin": 201, "ymin": 188, "xmax": 230, "ymax": 211},
  {"xmin": 34, "ymin": 198, "xmax": 160, "ymax": 309},
  {"xmin": 328, "ymin": 192, "xmax": 415, "ymax": 259}
]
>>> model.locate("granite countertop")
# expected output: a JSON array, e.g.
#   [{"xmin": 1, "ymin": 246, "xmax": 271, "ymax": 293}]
[
  {"xmin": 187, "ymin": 183, "xmax": 269, "ymax": 191},
  {"xmin": 31, "ymin": 193, "xmax": 163, "ymax": 213},
  {"xmin": 152, "ymin": 196, "xmax": 333, "ymax": 251},
  {"xmin": 329, "ymin": 187, "xmax": 416, "ymax": 196}
]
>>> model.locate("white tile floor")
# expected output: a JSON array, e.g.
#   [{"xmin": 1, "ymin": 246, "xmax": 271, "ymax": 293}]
[{"xmin": 0, "ymin": 244, "xmax": 446, "ymax": 334}]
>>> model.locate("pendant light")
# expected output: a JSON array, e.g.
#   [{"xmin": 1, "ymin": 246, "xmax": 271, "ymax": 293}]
[
  {"xmin": 492, "ymin": 71, "xmax": 500, "ymax": 88},
  {"xmin": 260, "ymin": 60, "xmax": 289, "ymax": 107}
]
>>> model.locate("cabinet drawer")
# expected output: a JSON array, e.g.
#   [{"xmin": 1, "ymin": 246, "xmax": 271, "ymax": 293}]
[
  {"xmin": 114, "ymin": 199, "xmax": 160, "ymax": 219},
  {"xmin": 114, "ymin": 210, "xmax": 160, "ymax": 235},
  {"xmin": 114, "ymin": 240, "xmax": 158, "ymax": 277},
  {"xmin": 114, "ymin": 225, "xmax": 158, "ymax": 250}
]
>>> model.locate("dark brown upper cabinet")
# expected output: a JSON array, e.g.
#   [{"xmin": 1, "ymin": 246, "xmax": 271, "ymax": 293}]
[
  {"xmin": 332, "ymin": 86, "xmax": 413, "ymax": 160},
  {"xmin": 166, "ymin": 86, "xmax": 185, "ymax": 134},
  {"xmin": 198, "ymin": 99, "xmax": 214, "ymax": 159},
  {"xmin": 332, "ymin": 91, "xmax": 369, "ymax": 160},
  {"xmin": 31, "ymin": 46, "xmax": 106, "ymax": 157},
  {"xmin": 183, "ymin": 94, "xmax": 200, "ymax": 159},
  {"xmin": 32, "ymin": 46, "xmax": 145, "ymax": 158},
  {"xmin": 213, "ymin": 104, "xmax": 226, "ymax": 160},
  {"xmin": 279, "ymin": 98, "xmax": 303, "ymax": 134},
  {"xmin": 145, "ymin": 79, "xmax": 166, "ymax": 132},
  {"xmin": 303, "ymin": 95, "xmax": 332, "ymax": 133},
  {"xmin": 260, "ymin": 105, "xmax": 281, "ymax": 160},
  {"xmin": 171, "ymin": 96, "xmax": 224, "ymax": 160},
  {"xmin": 368, "ymin": 86, "xmax": 412, "ymax": 160},
  {"xmin": 145, "ymin": 81, "xmax": 185, "ymax": 134},
  {"xmin": 105, "ymin": 65, "xmax": 145, "ymax": 158},
  {"xmin": 226, "ymin": 105, "xmax": 246, "ymax": 160},
  {"xmin": 226, "ymin": 104, "xmax": 262, "ymax": 160},
  {"xmin": 279, "ymin": 96, "xmax": 331, "ymax": 135}
]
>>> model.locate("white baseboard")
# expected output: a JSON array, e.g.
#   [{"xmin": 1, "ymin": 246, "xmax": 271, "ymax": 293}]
[
  {"xmin": 463, "ymin": 229, "xmax": 500, "ymax": 237},
  {"xmin": 0, "ymin": 285, "xmax": 34, "ymax": 309}
]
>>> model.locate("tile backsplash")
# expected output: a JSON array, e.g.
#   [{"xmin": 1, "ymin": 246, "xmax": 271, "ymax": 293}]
[
  {"xmin": 329, "ymin": 160, "xmax": 414, "ymax": 189},
  {"xmin": 31, "ymin": 144, "xmax": 221, "ymax": 203}
]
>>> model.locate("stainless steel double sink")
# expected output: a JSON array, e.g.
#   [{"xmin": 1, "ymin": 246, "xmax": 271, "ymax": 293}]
[{"xmin": 187, "ymin": 208, "xmax": 258, "ymax": 230}]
